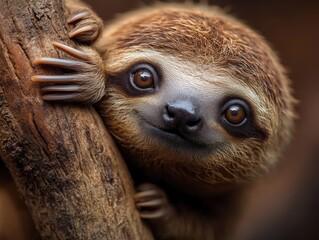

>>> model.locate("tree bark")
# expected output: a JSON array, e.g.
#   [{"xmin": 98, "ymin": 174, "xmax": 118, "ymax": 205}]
[{"xmin": 0, "ymin": 0, "xmax": 153, "ymax": 239}]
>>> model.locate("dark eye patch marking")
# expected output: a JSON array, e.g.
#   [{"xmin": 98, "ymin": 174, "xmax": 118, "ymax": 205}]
[{"xmin": 219, "ymin": 98, "xmax": 268, "ymax": 141}]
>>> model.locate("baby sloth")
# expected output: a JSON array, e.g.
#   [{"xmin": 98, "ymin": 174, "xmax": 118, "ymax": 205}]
[{"xmin": 33, "ymin": 1, "xmax": 295, "ymax": 239}]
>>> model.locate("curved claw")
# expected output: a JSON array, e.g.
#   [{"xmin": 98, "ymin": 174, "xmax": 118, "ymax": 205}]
[
  {"xmin": 41, "ymin": 85, "xmax": 82, "ymax": 92},
  {"xmin": 136, "ymin": 199, "xmax": 163, "ymax": 208},
  {"xmin": 33, "ymin": 40, "xmax": 105, "ymax": 104},
  {"xmin": 51, "ymin": 42, "xmax": 90, "ymax": 61},
  {"xmin": 139, "ymin": 209, "xmax": 168, "ymax": 219},
  {"xmin": 34, "ymin": 57, "xmax": 89, "ymax": 71},
  {"xmin": 32, "ymin": 75, "xmax": 82, "ymax": 83},
  {"xmin": 69, "ymin": 25, "xmax": 95, "ymax": 39},
  {"xmin": 42, "ymin": 93, "xmax": 80, "ymax": 101},
  {"xmin": 66, "ymin": 5, "xmax": 102, "ymax": 44},
  {"xmin": 67, "ymin": 10, "xmax": 90, "ymax": 24},
  {"xmin": 134, "ymin": 183, "xmax": 170, "ymax": 220},
  {"xmin": 134, "ymin": 189, "xmax": 163, "ymax": 201}
]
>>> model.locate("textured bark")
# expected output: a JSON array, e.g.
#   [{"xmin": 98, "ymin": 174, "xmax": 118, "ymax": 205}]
[{"xmin": 0, "ymin": 0, "xmax": 153, "ymax": 239}]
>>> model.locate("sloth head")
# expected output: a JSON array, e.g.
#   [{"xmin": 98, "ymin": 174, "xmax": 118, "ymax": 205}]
[{"xmin": 95, "ymin": 4, "xmax": 295, "ymax": 190}]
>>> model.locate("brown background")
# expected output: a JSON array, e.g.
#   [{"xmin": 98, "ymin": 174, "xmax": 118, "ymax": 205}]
[{"xmin": 85, "ymin": 0, "xmax": 319, "ymax": 166}]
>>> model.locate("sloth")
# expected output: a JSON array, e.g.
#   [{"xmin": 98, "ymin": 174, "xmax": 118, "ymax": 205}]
[{"xmin": 32, "ymin": 0, "xmax": 295, "ymax": 239}]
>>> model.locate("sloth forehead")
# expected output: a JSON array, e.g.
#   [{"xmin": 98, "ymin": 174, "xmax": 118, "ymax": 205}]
[{"xmin": 104, "ymin": 5, "xmax": 272, "ymax": 68}]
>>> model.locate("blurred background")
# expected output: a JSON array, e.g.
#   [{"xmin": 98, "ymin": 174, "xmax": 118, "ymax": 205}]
[
  {"xmin": 1, "ymin": 1, "xmax": 318, "ymax": 239},
  {"xmin": 84, "ymin": 0, "xmax": 319, "ymax": 239}
]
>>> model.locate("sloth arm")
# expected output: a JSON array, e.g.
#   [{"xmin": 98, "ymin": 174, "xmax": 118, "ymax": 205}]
[{"xmin": 32, "ymin": 0, "xmax": 106, "ymax": 104}]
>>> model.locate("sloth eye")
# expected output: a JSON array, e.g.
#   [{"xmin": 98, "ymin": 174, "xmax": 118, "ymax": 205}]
[
  {"xmin": 220, "ymin": 99, "xmax": 267, "ymax": 139},
  {"xmin": 129, "ymin": 63, "xmax": 158, "ymax": 91},
  {"xmin": 224, "ymin": 104, "xmax": 246, "ymax": 125},
  {"xmin": 221, "ymin": 99, "xmax": 249, "ymax": 127},
  {"xmin": 133, "ymin": 69, "xmax": 154, "ymax": 89}
]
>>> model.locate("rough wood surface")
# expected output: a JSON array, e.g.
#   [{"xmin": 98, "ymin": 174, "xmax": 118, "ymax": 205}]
[{"xmin": 0, "ymin": 0, "xmax": 153, "ymax": 239}]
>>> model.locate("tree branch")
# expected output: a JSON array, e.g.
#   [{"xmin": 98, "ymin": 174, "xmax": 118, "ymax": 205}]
[{"xmin": 0, "ymin": 0, "xmax": 153, "ymax": 239}]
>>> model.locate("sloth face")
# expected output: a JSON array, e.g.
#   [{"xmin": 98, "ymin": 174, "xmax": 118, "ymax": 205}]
[
  {"xmin": 104, "ymin": 51, "xmax": 267, "ymax": 155},
  {"xmin": 96, "ymin": 5, "xmax": 294, "ymax": 187},
  {"xmin": 98, "ymin": 50, "xmax": 273, "ymax": 188}
]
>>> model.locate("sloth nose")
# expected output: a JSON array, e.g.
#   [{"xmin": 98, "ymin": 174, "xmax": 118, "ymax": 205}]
[{"xmin": 163, "ymin": 100, "xmax": 203, "ymax": 134}]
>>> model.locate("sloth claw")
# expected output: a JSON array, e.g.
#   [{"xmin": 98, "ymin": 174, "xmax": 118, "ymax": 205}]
[
  {"xmin": 139, "ymin": 209, "xmax": 169, "ymax": 219},
  {"xmin": 67, "ymin": 10, "xmax": 90, "ymax": 24},
  {"xmin": 34, "ymin": 57, "xmax": 89, "ymax": 71},
  {"xmin": 41, "ymin": 85, "xmax": 82, "ymax": 92},
  {"xmin": 42, "ymin": 93, "xmax": 80, "ymax": 101},
  {"xmin": 69, "ymin": 25, "xmax": 96, "ymax": 40},
  {"xmin": 31, "ymin": 75, "xmax": 81, "ymax": 83},
  {"xmin": 33, "ymin": 41, "xmax": 105, "ymax": 104},
  {"xmin": 136, "ymin": 199, "xmax": 164, "ymax": 208},
  {"xmin": 51, "ymin": 42, "xmax": 90, "ymax": 61},
  {"xmin": 134, "ymin": 183, "xmax": 170, "ymax": 220},
  {"xmin": 34, "ymin": 42, "xmax": 91, "ymax": 70},
  {"xmin": 67, "ymin": 8, "xmax": 102, "ymax": 43},
  {"xmin": 32, "ymin": 75, "xmax": 83, "ymax": 102},
  {"xmin": 134, "ymin": 189, "xmax": 163, "ymax": 200}
]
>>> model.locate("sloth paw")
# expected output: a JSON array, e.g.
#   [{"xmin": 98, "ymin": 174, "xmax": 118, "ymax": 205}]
[
  {"xmin": 67, "ymin": 9, "xmax": 103, "ymax": 44},
  {"xmin": 32, "ymin": 42, "xmax": 105, "ymax": 104},
  {"xmin": 134, "ymin": 183, "xmax": 171, "ymax": 219}
]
